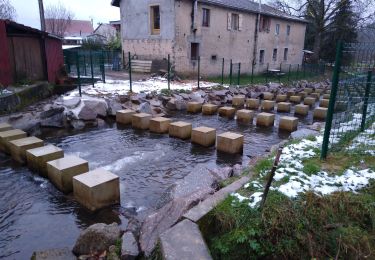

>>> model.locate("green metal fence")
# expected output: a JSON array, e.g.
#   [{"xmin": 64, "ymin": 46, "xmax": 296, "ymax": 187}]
[{"xmin": 321, "ymin": 42, "xmax": 375, "ymax": 158}]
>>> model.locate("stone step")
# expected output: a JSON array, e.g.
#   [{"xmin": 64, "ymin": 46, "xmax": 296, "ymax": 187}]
[
  {"xmin": 217, "ymin": 132, "xmax": 244, "ymax": 154},
  {"xmin": 232, "ymin": 95, "xmax": 245, "ymax": 107},
  {"xmin": 279, "ymin": 116, "xmax": 299, "ymax": 132},
  {"xmin": 202, "ymin": 104, "xmax": 218, "ymax": 115},
  {"xmin": 9, "ymin": 137, "xmax": 44, "ymax": 164},
  {"xmin": 218, "ymin": 106, "xmax": 235, "ymax": 118},
  {"xmin": 169, "ymin": 121, "xmax": 192, "ymax": 139},
  {"xmin": 256, "ymin": 112, "xmax": 275, "ymax": 127},
  {"xmin": 150, "ymin": 117, "xmax": 172, "ymax": 134},
  {"xmin": 132, "ymin": 113, "xmax": 152, "ymax": 130},
  {"xmin": 187, "ymin": 102, "xmax": 203, "ymax": 113},
  {"xmin": 236, "ymin": 109, "xmax": 254, "ymax": 124},
  {"xmin": 0, "ymin": 123, "xmax": 12, "ymax": 132},
  {"xmin": 191, "ymin": 126, "xmax": 216, "ymax": 147},
  {"xmin": 116, "ymin": 109, "xmax": 135, "ymax": 125},
  {"xmin": 26, "ymin": 145, "xmax": 64, "ymax": 177},
  {"xmin": 0, "ymin": 129, "xmax": 27, "ymax": 154}
]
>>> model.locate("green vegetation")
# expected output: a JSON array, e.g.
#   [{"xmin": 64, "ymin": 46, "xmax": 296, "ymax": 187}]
[{"xmin": 160, "ymin": 88, "xmax": 191, "ymax": 96}]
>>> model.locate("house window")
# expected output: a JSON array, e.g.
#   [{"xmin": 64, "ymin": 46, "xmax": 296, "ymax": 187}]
[
  {"xmin": 272, "ymin": 48, "xmax": 277, "ymax": 61},
  {"xmin": 259, "ymin": 15, "xmax": 270, "ymax": 32},
  {"xmin": 150, "ymin": 5, "xmax": 160, "ymax": 35},
  {"xmin": 259, "ymin": 50, "xmax": 265, "ymax": 64},
  {"xmin": 284, "ymin": 48, "xmax": 288, "ymax": 61},
  {"xmin": 275, "ymin": 24, "xmax": 280, "ymax": 35},
  {"xmin": 202, "ymin": 8, "xmax": 210, "ymax": 27},
  {"xmin": 191, "ymin": 43, "xmax": 199, "ymax": 60},
  {"xmin": 231, "ymin": 13, "xmax": 239, "ymax": 30},
  {"xmin": 287, "ymin": 25, "xmax": 291, "ymax": 36}
]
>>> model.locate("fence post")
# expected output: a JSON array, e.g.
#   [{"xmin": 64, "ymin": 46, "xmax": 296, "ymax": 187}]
[
  {"xmin": 279, "ymin": 63, "xmax": 282, "ymax": 83},
  {"xmin": 265, "ymin": 63, "xmax": 269, "ymax": 83},
  {"xmin": 360, "ymin": 70, "xmax": 372, "ymax": 131},
  {"xmin": 237, "ymin": 63, "xmax": 241, "ymax": 85},
  {"xmin": 321, "ymin": 41, "xmax": 344, "ymax": 160},
  {"xmin": 198, "ymin": 56, "xmax": 200, "ymax": 89},
  {"xmin": 251, "ymin": 63, "xmax": 254, "ymax": 84},
  {"xmin": 83, "ymin": 53, "xmax": 87, "ymax": 76},
  {"xmin": 296, "ymin": 64, "xmax": 300, "ymax": 80},
  {"xmin": 221, "ymin": 58, "xmax": 224, "ymax": 85},
  {"xmin": 90, "ymin": 50, "xmax": 94, "ymax": 87},
  {"xmin": 75, "ymin": 51, "xmax": 81, "ymax": 97},
  {"xmin": 303, "ymin": 63, "xmax": 306, "ymax": 78},
  {"xmin": 101, "ymin": 51, "xmax": 106, "ymax": 83},
  {"xmin": 288, "ymin": 64, "xmax": 291, "ymax": 83},
  {"xmin": 128, "ymin": 52, "xmax": 132, "ymax": 92},
  {"xmin": 168, "ymin": 54, "xmax": 171, "ymax": 90},
  {"xmin": 229, "ymin": 59, "xmax": 233, "ymax": 85}
]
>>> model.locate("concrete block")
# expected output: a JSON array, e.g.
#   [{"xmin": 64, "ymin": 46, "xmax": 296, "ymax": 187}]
[
  {"xmin": 47, "ymin": 155, "xmax": 89, "ymax": 193},
  {"xmin": 0, "ymin": 129, "xmax": 27, "ymax": 153},
  {"xmin": 149, "ymin": 117, "xmax": 171, "ymax": 134},
  {"xmin": 279, "ymin": 116, "xmax": 299, "ymax": 132},
  {"xmin": 9, "ymin": 137, "xmax": 44, "ymax": 164},
  {"xmin": 246, "ymin": 98, "xmax": 259, "ymax": 109},
  {"xmin": 218, "ymin": 107, "xmax": 236, "ymax": 118},
  {"xmin": 315, "ymin": 89, "xmax": 325, "ymax": 94},
  {"xmin": 26, "ymin": 145, "xmax": 64, "ymax": 177},
  {"xmin": 116, "ymin": 109, "xmax": 135, "ymax": 125},
  {"xmin": 202, "ymin": 104, "xmax": 218, "ymax": 115},
  {"xmin": 261, "ymin": 100, "xmax": 275, "ymax": 111},
  {"xmin": 277, "ymin": 102, "xmax": 291, "ymax": 112},
  {"xmin": 217, "ymin": 132, "xmax": 244, "ymax": 154},
  {"xmin": 294, "ymin": 104, "xmax": 309, "ymax": 116},
  {"xmin": 73, "ymin": 168, "xmax": 120, "ymax": 211},
  {"xmin": 232, "ymin": 95, "xmax": 245, "ymax": 107},
  {"xmin": 310, "ymin": 92, "xmax": 320, "ymax": 100},
  {"xmin": 298, "ymin": 92, "xmax": 307, "ymax": 98},
  {"xmin": 276, "ymin": 94, "xmax": 287, "ymax": 102},
  {"xmin": 187, "ymin": 102, "xmax": 202, "ymax": 113},
  {"xmin": 236, "ymin": 109, "xmax": 254, "ymax": 124},
  {"xmin": 305, "ymin": 87, "xmax": 313, "ymax": 94},
  {"xmin": 286, "ymin": 91, "xmax": 295, "ymax": 97},
  {"xmin": 263, "ymin": 92, "xmax": 274, "ymax": 100},
  {"xmin": 289, "ymin": 95, "xmax": 302, "ymax": 103},
  {"xmin": 132, "ymin": 113, "xmax": 152, "ymax": 130},
  {"xmin": 323, "ymin": 94, "xmax": 330, "ymax": 99},
  {"xmin": 169, "ymin": 121, "xmax": 192, "ymax": 139},
  {"xmin": 313, "ymin": 107, "xmax": 328, "ymax": 120},
  {"xmin": 320, "ymin": 99, "xmax": 329, "ymax": 108},
  {"xmin": 0, "ymin": 123, "xmax": 12, "ymax": 132},
  {"xmin": 191, "ymin": 127, "xmax": 216, "ymax": 147},
  {"xmin": 304, "ymin": 97, "xmax": 316, "ymax": 106},
  {"xmin": 256, "ymin": 112, "xmax": 275, "ymax": 127}
]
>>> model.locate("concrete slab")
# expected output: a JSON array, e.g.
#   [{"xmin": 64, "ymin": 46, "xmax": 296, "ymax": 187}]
[
  {"xmin": 0, "ymin": 129, "xmax": 27, "ymax": 153},
  {"xmin": 149, "ymin": 117, "xmax": 172, "ymax": 134},
  {"xmin": 116, "ymin": 109, "xmax": 135, "ymax": 125},
  {"xmin": 246, "ymin": 98, "xmax": 259, "ymax": 110},
  {"xmin": 277, "ymin": 102, "xmax": 291, "ymax": 112},
  {"xmin": 218, "ymin": 107, "xmax": 236, "ymax": 118},
  {"xmin": 310, "ymin": 92, "xmax": 320, "ymax": 100},
  {"xmin": 47, "ymin": 156, "xmax": 89, "ymax": 193},
  {"xmin": 298, "ymin": 92, "xmax": 307, "ymax": 98},
  {"xmin": 217, "ymin": 132, "xmax": 244, "ymax": 154},
  {"xmin": 304, "ymin": 97, "xmax": 316, "ymax": 106},
  {"xmin": 191, "ymin": 127, "xmax": 216, "ymax": 147},
  {"xmin": 236, "ymin": 109, "xmax": 254, "ymax": 124},
  {"xmin": 320, "ymin": 99, "xmax": 329, "ymax": 108},
  {"xmin": 294, "ymin": 104, "xmax": 309, "ymax": 116},
  {"xmin": 256, "ymin": 112, "xmax": 275, "ymax": 127},
  {"xmin": 289, "ymin": 95, "xmax": 302, "ymax": 103},
  {"xmin": 323, "ymin": 94, "xmax": 330, "ymax": 99},
  {"xmin": 315, "ymin": 89, "xmax": 325, "ymax": 94},
  {"xmin": 132, "ymin": 113, "xmax": 152, "ymax": 130},
  {"xmin": 261, "ymin": 100, "xmax": 275, "ymax": 111},
  {"xmin": 232, "ymin": 95, "xmax": 245, "ymax": 107},
  {"xmin": 9, "ymin": 137, "xmax": 44, "ymax": 164},
  {"xmin": 73, "ymin": 168, "xmax": 120, "ymax": 211},
  {"xmin": 187, "ymin": 102, "xmax": 203, "ymax": 113},
  {"xmin": 313, "ymin": 107, "xmax": 328, "ymax": 120},
  {"xmin": 26, "ymin": 145, "xmax": 64, "ymax": 177},
  {"xmin": 169, "ymin": 121, "xmax": 192, "ymax": 139},
  {"xmin": 0, "ymin": 123, "xmax": 12, "ymax": 132},
  {"xmin": 279, "ymin": 116, "xmax": 299, "ymax": 132},
  {"xmin": 276, "ymin": 94, "xmax": 287, "ymax": 102},
  {"xmin": 202, "ymin": 104, "xmax": 218, "ymax": 115},
  {"xmin": 263, "ymin": 92, "xmax": 274, "ymax": 100},
  {"xmin": 305, "ymin": 87, "xmax": 313, "ymax": 94},
  {"xmin": 286, "ymin": 90, "xmax": 295, "ymax": 97}
]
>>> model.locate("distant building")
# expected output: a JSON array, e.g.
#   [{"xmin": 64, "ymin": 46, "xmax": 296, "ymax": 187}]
[
  {"xmin": 88, "ymin": 23, "xmax": 118, "ymax": 44},
  {"xmin": 110, "ymin": 20, "xmax": 121, "ymax": 34}
]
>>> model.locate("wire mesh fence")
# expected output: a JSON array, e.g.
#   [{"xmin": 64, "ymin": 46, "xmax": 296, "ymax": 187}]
[{"xmin": 321, "ymin": 42, "xmax": 375, "ymax": 158}]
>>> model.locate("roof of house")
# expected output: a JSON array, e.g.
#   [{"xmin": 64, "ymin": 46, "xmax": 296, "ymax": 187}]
[
  {"xmin": 1, "ymin": 19, "xmax": 62, "ymax": 40},
  {"xmin": 45, "ymin": 19, "xmax": 94, "ymax": 37}
]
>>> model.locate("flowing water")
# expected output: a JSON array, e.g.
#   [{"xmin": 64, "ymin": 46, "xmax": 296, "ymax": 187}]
[{"xmin": 0, "ymin": 110, "xmax": 314, "ymax": 259}]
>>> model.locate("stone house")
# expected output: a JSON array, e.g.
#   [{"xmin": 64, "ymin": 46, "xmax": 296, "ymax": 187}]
[{"xmin": 111, "ymin": 0, "xmax": 307, "ymax": 76}]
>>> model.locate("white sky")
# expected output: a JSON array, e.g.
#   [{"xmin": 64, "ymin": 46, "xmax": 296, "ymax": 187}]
[{"xmin": 9, "ymin": 0, "xmax": 120, "ymax": 30}]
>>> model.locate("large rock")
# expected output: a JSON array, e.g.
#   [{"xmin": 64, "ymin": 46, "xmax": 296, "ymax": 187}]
[
  {"xmin": 62, "ymin": 97, "xmax": 81, "ymax": 109},
  {"xmin": 121, "ymin": 232, "xmax": 139, "ymax": 260},
  {"xmin": 106, "ymin": 99, "xmax": 123, "ymax": 116},
  {"xmin": 190, "ymin": 92, "xmax": 204, "ymax": 103},
  {"xmin": 138, "ymin": 102, "xmax": 152, "ymax": 114},
  {"xmin": 166, "ymin": 99, "xmax": 177, "ymax": 110},
  {"xmin": 291, "ymin": 128, "xmax": 319, "ymax": 139},
  {"xmin": 175, "ymin": 99, "xmax": 187, "ymax": 110},
  {"xmin": 208, "ymin": 167, "xmax": 233, "ymax": 181},
  {"xmin": 40, "ymin": 107, "xmax": 65, "ymax": 128},
  {"xmin": 77, "ymin": 99, "xmax": 108, "ymax": 120},
  {"xmin": 72, "ymin": 223, "xmax": 121, "ymax": 256}
]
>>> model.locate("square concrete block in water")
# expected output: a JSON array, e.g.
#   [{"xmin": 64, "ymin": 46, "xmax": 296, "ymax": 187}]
[
  {"xmin": 47, "ymin": 155, "xmax": 89, "ymax": 193},
  {"xmin": 132, "ymin": 113, "xmax": 152, "ymax": 130},
  {"xmin": 295, "ymin": 104, "xmax": 309, "ymax": 116},
  {"xmin": 246, "ymin": 98, "xmax": 259, "ymax": 110},
  {"xmin": 256, "ymin": 112, "xmax": 275, "ymax": 127},
  {"xmin": 0, "ymin": 123, "xmax": 12, "ymax": 132},
  {"xmin": 26, "ymin": 145, "xmax": 64, "ymax": 177},
  {"xmin": 304, "ymin": 87, "xmax": 313, "ymax": 94},
  {"xmin": 279, "ymin": 116, "xmax": 299, "ymax": 132},
  {"xmin": 286, "ymin": 91, "xmax": 295, "ymax": 97},
  {"xmin": 236, "ymin": 109, "xmax": 254, "ymax": 124},
  {"xmin": 0, "ymin": 129, "xmax": 27, "ymax": 154},
  {"xmin": 150, "ymin": 117, "xmax": 171, "ymax": 134},
  {"xmin": 218, "ymin": 107, "xmax": 236, "ymax": 118},
  {"xmin": 232, "ymin": 95, "xmax": 245, "ymax": 107},
  {"xmin": 217, "ymin": 132, "xmax": 244, "ymax": 154},
  {"xmin": 73, "ymin": 168, "xmax": 120, "ymax": 211},
  {"xmin": 116, "ymin": 109, "xmax": 135, "ymax": 125},
  {"xmin": 191, "ymin": 126, "xmax": 216, "ymax": 147},
  {"xmin": 263, "ymin": 92, "xmax": 274, "ymax": 100},
  {"xmin": 304, "ymin": 97, "xmax": 316, "ymax": 106},
  {"xmin": 323, "ymin": 94, "xmax": 330, "ymax": 99},
  {"xmin": 320, "ymin": 99, "xmax": 329, "ymax": 108},
  {"xmin": 313, "ymin": 107, "xmax": 328, "ymax": 120},
  {"xmin": 169, "ymin": 121, "xmax": 192, "ymax": 139},
  {"xmin": 261, "ymin": 100, "xmax": 275, "ymax": 111},
  {"xmin": 289, "ymin": 95, "xmax": 302, "ymax": 103},
  {"xmin": 202, "ymin": 104, "xmax": 218, "ymax": 115},
  {"xmin": 187, "ymin": 102, "xmax": 202, "ymax": 113},
  {"xmin": 298, "ymin": 92, "xmax": 307, "ymax": 98},
  {"xmin": 276, "ymin": 94, "xmax": 287, "ymax": 102},
  {"xmin": 9, "ymin": 137, "xmax": 44, "ymax": 164},
  {"xmin": 310, "ymin": 92, "xmax": 320, "ymax": 100},
  {"xmin": 315, "ymin": 89, "xmax": 325, "ymax": 94},
  {"xmin": 277, "ymin": 102, "xmax": 291, "ymax": 112}
]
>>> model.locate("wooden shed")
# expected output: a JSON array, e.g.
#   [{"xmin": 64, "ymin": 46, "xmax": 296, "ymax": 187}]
[{"xmin": 0, "ymin": 20, "xmax": 63, "ymax": 86}]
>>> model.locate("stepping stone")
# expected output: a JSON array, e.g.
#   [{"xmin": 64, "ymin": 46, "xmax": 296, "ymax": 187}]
[
  {"xmin": 294, "ymin": 104, "xmax": 309, "ymax": 116},
  {"xmin": 0, "ymin": 129, "xmax": 27, "ymax": 153},
  {"xmin": 326, "ymin": 90, "xmax": 331, "ymax": 94},
  {"xmin": 232, "ymin": 95, "xmax": 245, "ymax": 107},
  {"xmin": 256, "ymin": 112, "xmax": 275, "ymax": 127},
  {"xmin": 263, "ymin": 92, "xmax": 274, "ymax": 100},
  {"xmin": 310, "ymin": 92, "xmax": 320, "ymax": 100},
  {"xmin": 261, "ymin": 100, "xmax": 275, "ymax": 111},
  {"xmin": 277, "ymin": 102, "xmax": 291, "ymax": 112},
  {"xmin": 323, "ymin": 94, "xmax": 330, "ymax": 99},
  {"xmin": 304, "ymin": 87, "xmax": 313, "ymax": 94},
  {"xmin": 217, "ymin": 132, "xmax": 244, "ymax": 154},
  {"xmin": 9, "ymin": 137, "xmax": 44, "ymax": 164},
  {"xmin": 116, "ymin": 109, "xmax": 136, "ymax": 125},
  {"xmin": 47, "ymin": 155, "xmax": 89, "ymax": 193},
  {"xmin": 289, "ymin": 95, "xmax": 302, "ymax": 103},
  {"xmin": 279, "ymin": 116, "xmax": 299, "ymax": 132},
  {"xmin": 187, "ymin": 102, "xmax": 202, "ymax": 113},
  {"xmin": 304, "ymin": 97, "xmax": 316, "ymax": 106},
  {"xmin": 26, "ymin": 145, "xmax": 64, "ymax": 177},
  {"xmin": 298, "ymin": 92, "xmax": 307, "ymax": 98},
  {"xmin": 169, "ymin": 121, "xmax": 192, "ymax": 139},
  {"xmin": 150, "ymin": 117, "xmax": 171, "ymax": 134},
  {"xmin": 286, "ymin": 91, "xmax": 295, "ymax": 97},
  {"xmin": 276, "ymin": 94, "xmax": 287, "ymax": 102},
  {"xmin": 202, "ymin": 104, "xmax": 218, "ymax": 115},
  {"xmin": 315, "ymin": 89, "xmax": 325, "ymax": 94},
  {"xmin": 236, "ymin": 109, "xmax": 254, "ymax": 124},
  {"xmin": 218, "ymin": 107, "xmax": 236, "ymax": 118},
  {"xmin": 132, "ymin": 113, "xmax": 152, "ymax": 130},
  {"xmin": 191, "ymin": 126, "xmax": 216, "ymax": 147},
  {"xmin": 246, "ymin": 98, "xmax": 259, "ymax": 110},
  {"xmin": 320, "ymin": 99, "xmax": 329, "ymax": 108},
  {"xmin": 313, "ymin": 107, "xmax": 328, "ymax": 120},
  {"xmin": 73, "ymin": 168, "xmax": 120, "ymax": 211},
  {"xmin": 0, "ymin": 123, "xmax": 12, "ymax": 132}
]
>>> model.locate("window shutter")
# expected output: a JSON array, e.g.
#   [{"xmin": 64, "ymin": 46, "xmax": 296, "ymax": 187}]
[
  {"xmin": 238, "ymin": 14, "xmax": 243, "ymax": 31},
  {"xmin": 227, "ymin": 13, "xmax": 232, "ymax": 30}
]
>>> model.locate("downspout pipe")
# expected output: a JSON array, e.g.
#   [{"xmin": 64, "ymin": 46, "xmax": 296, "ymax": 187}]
[{"xmin": 252, "ymin": 0, "xmax": 261, "ymax": 70}]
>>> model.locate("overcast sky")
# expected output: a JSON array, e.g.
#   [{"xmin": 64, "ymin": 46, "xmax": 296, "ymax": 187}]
[{"xmin": 9, "ymin": 0, "xmax": 120, "ymax": 29}]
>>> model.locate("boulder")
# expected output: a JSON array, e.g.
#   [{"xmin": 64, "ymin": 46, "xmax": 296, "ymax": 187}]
[
  {"xmin": 106, "ymin": 99, "xmax": 123, "ymax": 116},
  {"xmin": 291, "ymin": 128, "xmax": 319, "ymax": 139},
  {"xmin": 72, "ymin": 223, "xmax": 121, "ymax": 256},
  {"xmin": 232, "ymin": 164, "xmax": 243, "ymax": 176},
  {"xmin": 62, "ymin": 97, "xmax": 81, "ymax": 109},
  {"xmin": 40, "ymin": 107, "xmax": 65, "ymax": 128},
  {"xmin": 190, "ymin": 92, "xmax": 204, "ymax": 103},
  {"xmin": 214, "ymin": 90, "xmax": 228, "ymax": 97},
  {"xmin": 209, "ymin": 167, "xmax": 233, "ymax": 181},
  {"xmin": 78, "ymin": 99, "xmax": 108, "ymax": 120},
  {"xmin": 175, "ymin": 100, "xmax": 187, "ymax": 110},
  {"xmin": 150, "ymin": 100, "xmax": 161, "ymax": 107},
  {"xmin": 138, "ymin": 102, "xmax": 152, "ymax": 114},
  {"xmin": 166, "ymin": 99, "xmax": 177, "ymax": 110},
  {"xmin": 121, "ymin": 232, "xmax": 139, "ymax": 260}
]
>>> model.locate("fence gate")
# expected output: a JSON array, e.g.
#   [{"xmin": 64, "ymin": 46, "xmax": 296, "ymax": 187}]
[{"xmin": 321, "ymin": 42, "xmax": 375, "ymax": 158}]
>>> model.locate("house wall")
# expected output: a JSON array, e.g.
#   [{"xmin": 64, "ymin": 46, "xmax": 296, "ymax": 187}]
[{"xmin": 0, "ymin": 21, "xmax": 12, "ymax": 86}]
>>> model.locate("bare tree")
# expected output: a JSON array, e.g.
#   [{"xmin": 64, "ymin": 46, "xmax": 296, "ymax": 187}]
[
  {"xmin": 0, "ymin": 0, "xmax": 16, "ymax": 20},
  {"xmin": 45, "ymin": 1, "xmax": 74, "ymax": 37}
]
